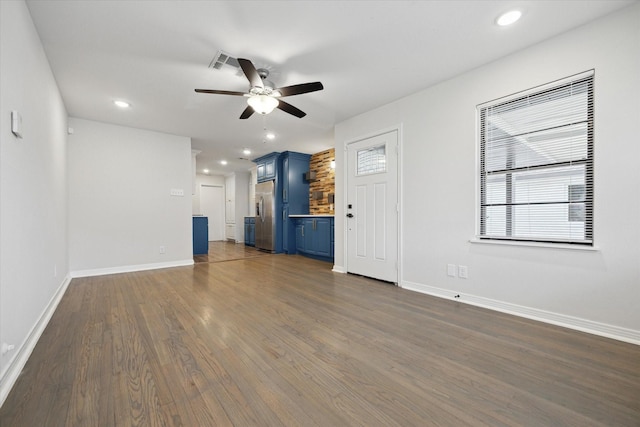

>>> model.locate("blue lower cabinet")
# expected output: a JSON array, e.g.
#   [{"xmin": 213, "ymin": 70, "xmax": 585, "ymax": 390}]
[
  {"xmin": 312, "ymin": 218, "xmax": 331, "ymax": 257},
  {"xmin": 295, "ymin": 223, "xmax": 305, "ymax": 252},
  {"xmin": 294, "ymin": 217, "xmax": 334, "ymax": 262},
  {"xmin": 193, "ymin": 216, "xmax": 208, "ymax": 255},
  {"xmin": 282, "ymin": 205, "xmax": 293, "ymax": 254},
  {"xmin": 244, "ymin": 217, "xmax": 255, "ymax": 246}
]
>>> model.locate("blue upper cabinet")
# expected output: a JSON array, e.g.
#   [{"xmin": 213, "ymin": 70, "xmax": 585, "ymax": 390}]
[
  {"xmin": 281, "ymin": 151, "xmax": 310, "ymax": 214},
  {"xmin": 254, "ymin": 152, "xmax": 280, "ymax": 183}
]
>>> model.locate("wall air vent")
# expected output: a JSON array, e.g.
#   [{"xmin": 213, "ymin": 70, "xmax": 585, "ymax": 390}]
[{"xmin": 209, "ymin": 50, "xmax": 243, "ymax": 76}]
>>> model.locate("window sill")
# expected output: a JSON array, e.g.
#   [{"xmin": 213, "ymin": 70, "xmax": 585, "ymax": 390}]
[{"xmin": 469, "ymin": 238, "xmax": 600, "ymax": 251}]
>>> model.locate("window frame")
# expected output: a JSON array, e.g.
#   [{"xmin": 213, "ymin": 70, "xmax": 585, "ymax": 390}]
[{"xmin": 476, "ymin": 71, "xmax": 594, "ymax": 246}]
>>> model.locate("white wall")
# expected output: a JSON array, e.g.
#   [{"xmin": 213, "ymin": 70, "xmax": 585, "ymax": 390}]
[
  {"xmin": 68, "ymin": 118, "xmax": 193, "ymax": 275},
  {"xmin": 0, "ymin": 0, "xmax": 69, "ymax": 404},
  {"xmin": 192, "ymin": 173, "xmax": 226, "ymax": 215},
  {"xmin": 232, "ymin": 171, "xmax": 250, "ymax": 243},
  {"xmin": 335, "ymin": 4, "xmax": 640, "ymax": 342}
]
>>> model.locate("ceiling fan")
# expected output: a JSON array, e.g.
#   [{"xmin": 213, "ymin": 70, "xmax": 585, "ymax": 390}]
[{"xmin": 195, "ymin": 58, "xmax": 323, "ymax": 119}]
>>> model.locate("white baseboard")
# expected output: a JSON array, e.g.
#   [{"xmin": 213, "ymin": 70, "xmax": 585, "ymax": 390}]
[
  {"xmin": 70, "ymin": 259, "xmax": 194, "ymax": 278},
  {"xmin": 332, "ymin": 265, "xmax": 346, "ymax": 273},
  {"xmin": 402, "ymin": 280, "xmax": 640, "ymax": 346},
  {"xmin": 0, "ymin": 275, "xmax": 72, "ymax": 407}
]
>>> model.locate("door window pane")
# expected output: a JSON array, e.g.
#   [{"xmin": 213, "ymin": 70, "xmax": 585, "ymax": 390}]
[{"xmin": 357, "ymin": 145, "xmax": 386, "ymax": 175}]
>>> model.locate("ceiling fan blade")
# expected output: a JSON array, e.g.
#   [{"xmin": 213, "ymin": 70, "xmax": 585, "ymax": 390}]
[
  {"xmin": 239, "ymin": 106, "xmax": 255, "ymax": 120},
  {"xmin": 276, "ymin": 82, "xmax": 324, "ymax": 97},
  {"xmin": 238, "ymin": 58, "xmax": 264, "ymax": 89},
  {"xmin": 195, "ymin": 89, "xmax": 247, "ymax": 96},
  {"xmin": 277, "ymin": 100, "xmax": 306, "ymax": 118}
]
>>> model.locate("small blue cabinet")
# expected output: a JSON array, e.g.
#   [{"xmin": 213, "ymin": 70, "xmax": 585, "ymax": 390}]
[
  {"xmin": 193, "ymin": 216, "xmax": 208, "ymax": 255},
  {"xmin": 294, "ymin": 216, "xmax": 334, "ymax": 262},
  {"xmin": 254, "ymin": 153, "xmax": 279, "ymax": 183},
  {"xmin": 244, "ymin": 217, "xmax": 255, "ymax": 246}
]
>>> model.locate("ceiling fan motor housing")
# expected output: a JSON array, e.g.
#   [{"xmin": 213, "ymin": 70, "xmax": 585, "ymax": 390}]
[{"xmin": 255, "ymin": 68, "xmax": 277, "ymax": 95}]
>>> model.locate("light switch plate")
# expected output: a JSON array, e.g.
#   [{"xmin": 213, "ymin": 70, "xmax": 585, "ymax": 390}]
[
  {"xmin": 447, "ymin": 264, "xmax": 456, "ymax": 277},
  {"xmin": 11, "ymin": 111, "xmax": 23, "ymax": 138},
  {"xmin": 458, "ymin": 265, "xmax": 468, "ymax": 279}
]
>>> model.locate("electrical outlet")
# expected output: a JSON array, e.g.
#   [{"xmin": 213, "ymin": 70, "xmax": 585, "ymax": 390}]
[
  {"xmin": 447, "ymin": 264, "xmax": 456, "ymax": 277},
  {"xmin": 159, "ymin": 246, "xmax": 166, "ymax": 254},
  {"xmin": 1, "ymin": 343, "xmax": 15, "ymax": 355},
  {"xmin": 458, "ymin": 265, "xmax": 468, "ymax": 279}
]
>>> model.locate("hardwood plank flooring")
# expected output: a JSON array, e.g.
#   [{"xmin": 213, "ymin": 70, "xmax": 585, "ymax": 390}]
[
  {"xmin": 1, "ymin": 254, "xmax": 639, "ymax": 426},
  {"xmin": 193, "ymin": 241, "xmax": 269, "ymax": 264}
]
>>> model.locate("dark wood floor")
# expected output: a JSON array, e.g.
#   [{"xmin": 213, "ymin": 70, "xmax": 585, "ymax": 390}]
[{"xmin": 1, "ymin": 252, "xmax": 639, "ymax": 426}]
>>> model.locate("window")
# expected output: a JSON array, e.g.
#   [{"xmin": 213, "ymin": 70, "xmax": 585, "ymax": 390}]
[
  {"xmin": 478, "ymin": 72, "xmax": 594, "ymax": 245},
  {"xmin": 357, "ymin": 145, "xmax": 386, "ymax": 175}
]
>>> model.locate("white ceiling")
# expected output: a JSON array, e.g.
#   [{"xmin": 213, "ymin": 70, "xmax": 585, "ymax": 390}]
[{"xmin": 26, "ymin": 0, "xmax": 635, "ymax": 175}]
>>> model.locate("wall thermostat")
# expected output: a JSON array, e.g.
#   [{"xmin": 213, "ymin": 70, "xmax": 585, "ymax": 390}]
[{"xmin": 11, "ymin": 111, "xmax": 23, "ymax": 139}]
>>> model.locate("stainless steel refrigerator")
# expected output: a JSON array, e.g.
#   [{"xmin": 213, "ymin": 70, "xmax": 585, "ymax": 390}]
[{"xmin": 255, "ymin": 180, "xmax": 276, "ymax": 252}]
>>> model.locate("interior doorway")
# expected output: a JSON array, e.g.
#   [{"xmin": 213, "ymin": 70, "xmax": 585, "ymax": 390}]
[{"xmin": 201, "ymin": 184, "xmax": 224, "ymax": 241}]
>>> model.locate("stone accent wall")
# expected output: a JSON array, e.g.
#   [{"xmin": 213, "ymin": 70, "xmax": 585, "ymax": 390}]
[{"xmin": 309, "ymin": 148, "xmax": 335, "ymax": 214}]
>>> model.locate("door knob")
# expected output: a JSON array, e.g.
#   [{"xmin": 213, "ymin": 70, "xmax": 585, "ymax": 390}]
[{"xmin": 346, "ymin": 213, "xmax": 354, "ymax": 218}]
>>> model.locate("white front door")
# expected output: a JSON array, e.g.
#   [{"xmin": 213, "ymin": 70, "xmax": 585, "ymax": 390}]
[
  {"xmin": 346, "ymin": 130, "xmax": 398, "ymax": 283},
  {"xmin": 201, "ymin": 184, "xmax": 224, "ymax": 241}
]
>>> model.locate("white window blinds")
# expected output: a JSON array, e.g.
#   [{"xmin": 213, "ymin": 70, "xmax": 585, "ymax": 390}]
[{"xmin": 478, "ymin": 72, "xmax": 594, "ymax": 245}]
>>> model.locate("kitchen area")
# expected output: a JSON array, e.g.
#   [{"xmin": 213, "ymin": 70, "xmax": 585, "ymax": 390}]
[{"xmin": 193, "ymin": 148, "xmax": 335, "ymax": 263}]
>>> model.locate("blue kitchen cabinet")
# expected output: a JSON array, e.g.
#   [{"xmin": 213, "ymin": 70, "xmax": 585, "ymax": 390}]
[
  {"xmin": 252, "ymin": 151, "xmax": 310, "ymax": 254},
  {"xmin": 244, "ymin": 217, "xmax": 255, "ymax": 246},
  {"xmin": 301, "ymin": 218, "xmax": 314, "ymax": 253},
  {"xmin": 282, "ymin": 204, "xmax": 290, "ymax": 253},
  {"xmin": 281, "ymin": 151, "xmax": 310, "ymax": 253},
  {"xmin": 192, "ymin": 216, "xmax": 208, "ymax": 255},
  {"xmin": 254, "ymin": 152, "xmax": 280, "ymax": 183},
  {"xmin": 294, "ymin": 217, "xmax": 334, "ymax": 262},
  {"xmin": 295, "ymin": 222, "xmax": 305, "ymax": 253},
  {"xmin": 312, "ymin": 218, "xmax": 332, "ymax": 257},
  {"xmin": 281, "ymin": 152, "xmax": 310, "ymax": 208}
]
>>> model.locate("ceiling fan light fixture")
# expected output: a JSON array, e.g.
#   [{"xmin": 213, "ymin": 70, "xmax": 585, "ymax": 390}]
[{"xmin": 247, "ymin": 95, "xmax": 279, "ymax": 115}]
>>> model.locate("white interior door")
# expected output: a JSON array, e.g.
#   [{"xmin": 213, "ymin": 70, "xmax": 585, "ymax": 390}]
[
  {"xmin": 201, "ymin": 184, "xmax": 224, "ymax": 241},
  {"xmin": 346, "ymin": 130, "xmax": 398, "ymax": 283}
]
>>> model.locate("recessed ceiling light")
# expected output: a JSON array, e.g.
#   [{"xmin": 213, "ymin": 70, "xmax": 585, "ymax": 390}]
[
  {"xmin": 220, "ymin": 160, "xmax": 228, "ymax": 166},
  {"xmin": 203, "ymin": 168, "xmax": 210, "ymax": 174},
  {"xmin": 265, "ymin": 132, "xmax": 275, "ymax": 140},
  {"xmin": 114, "ymin": 100, "xmax": 130, "ymax": 108},
  {"xmin": 496, "ymin": 10, "xmax": 522, "ymax": 26},
  {"xmin": 243, "ymin": 148, "xmax": 251, "ymax": 155}
]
